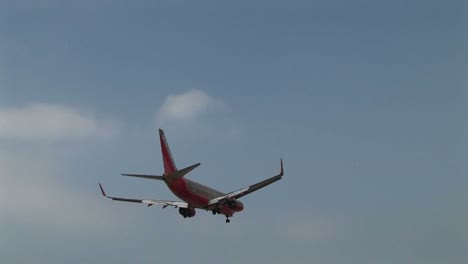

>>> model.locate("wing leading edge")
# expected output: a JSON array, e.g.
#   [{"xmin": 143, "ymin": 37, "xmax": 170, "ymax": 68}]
[
  {"xmin": 99, "ymin": 183, "xmax": 188, "ymax": 208},
  {"xmin": 208, "ymin": 159, "xmax": 284, "ymax": 206}
]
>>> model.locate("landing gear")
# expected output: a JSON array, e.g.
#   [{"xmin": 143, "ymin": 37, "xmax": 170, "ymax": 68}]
[
  {"xmin": 211, "ymin": 206, "xmax": 232, "ymax": 223},
  {"xmin": 212, "ymin": 206, "xmax": 221, "ymax": 215}
]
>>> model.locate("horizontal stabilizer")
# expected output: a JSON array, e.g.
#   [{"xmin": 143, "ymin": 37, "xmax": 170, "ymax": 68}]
[
  {"xmin": 166, "ymin": 163, "xmax": 201, "ymax": 181},
  {"xmin": 121, "ymin": 174, "xmax": 164, "ymax": 181},
  {"xmin": 121, "ymin": 163, "xmax": 200, "ymax": 182}
]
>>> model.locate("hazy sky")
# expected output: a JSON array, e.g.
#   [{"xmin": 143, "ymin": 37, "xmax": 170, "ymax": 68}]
[{"xmin": 1, "ymin": 1, "xmax": 466, "ymax": 263}]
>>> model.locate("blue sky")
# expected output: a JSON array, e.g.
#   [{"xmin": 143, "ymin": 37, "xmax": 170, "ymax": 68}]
[{"xmin": 0, "ymin": 1, "xmax": 466, "ymax": 263}]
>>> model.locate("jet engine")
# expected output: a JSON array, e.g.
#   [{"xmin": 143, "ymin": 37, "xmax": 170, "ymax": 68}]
[
  {"xmin": 179, "ymin": 207, "xmax": 196, "ymax": 218},
  {"xmin": 227, "ymin": 200, "xmax": 239, "ymax": 209}
]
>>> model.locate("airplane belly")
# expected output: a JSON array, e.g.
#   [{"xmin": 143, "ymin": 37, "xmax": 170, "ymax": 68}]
[{"xmin": 169, "ymin": 179, "xmax": 209, "ymax": 208}]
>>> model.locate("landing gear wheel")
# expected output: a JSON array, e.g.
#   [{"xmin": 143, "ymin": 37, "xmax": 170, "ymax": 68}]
[
  {"xmin": 225, "ymin": 215, "xmax": 231, "ymax": 223},
  {"xmin": 212, "ymin": 207, "xmax": 221, "ymax": 215}
]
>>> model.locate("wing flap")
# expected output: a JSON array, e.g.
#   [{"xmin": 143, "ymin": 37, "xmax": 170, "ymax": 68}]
[
  {"xmin": 99, "ymin": 183, "xmax": 188, "ymax": 208},
  {"xmin": 142, "ymin": 200, "xmax": 189, "ymax": 208}
]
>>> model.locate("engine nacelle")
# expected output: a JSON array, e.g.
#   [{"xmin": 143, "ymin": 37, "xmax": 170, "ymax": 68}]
[
  {"xmin": 226, "ymin": 200, "xmax": 244, "ymax": 211},
  {"xmin": 227, "ymin": 200, "xmax": 239, "ymax": 209},
  {"xmin": 179, "ymin": 207, "xmax": 196, "ymax": 218},
  {"xmin": 227, "ymin": 200, "xmax": 237, "ymax": 209},
  {"xmin": 187, "ymin": 207, "xmax": 196, "ymax": 217}
]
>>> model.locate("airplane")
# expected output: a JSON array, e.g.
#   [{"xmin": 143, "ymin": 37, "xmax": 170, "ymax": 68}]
[{"xmin": 99, "ymin": 129, "xmax": 284, "ymax": 223}]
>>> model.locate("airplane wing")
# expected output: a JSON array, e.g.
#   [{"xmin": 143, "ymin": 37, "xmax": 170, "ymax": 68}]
[
  {"xmin": 207, "ymin": 159, "xmax": 284, "ymax": 206},
  {"xmin": 99, "ymin": 183, "xmax": 188, "ymax": 208}
]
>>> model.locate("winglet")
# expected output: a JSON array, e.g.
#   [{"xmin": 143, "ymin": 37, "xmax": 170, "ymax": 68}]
[
  {"xmin": 99, "ymin": 183, "xmax": 107, "ymax": 197},
  {"xmin": 278, "ymin": 158, "xmax": 284, "ymax": 177}
]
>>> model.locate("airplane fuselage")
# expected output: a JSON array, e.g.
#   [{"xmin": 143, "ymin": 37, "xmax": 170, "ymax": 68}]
[{"xmin": 166, "ymin": 177, "xmax": 244, "ymax": 215}]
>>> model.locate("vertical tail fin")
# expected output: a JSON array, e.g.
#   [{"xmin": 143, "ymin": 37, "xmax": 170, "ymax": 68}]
[{"xmin": 159, "ymin": 129, "xmax": 177, "ymax": 174}]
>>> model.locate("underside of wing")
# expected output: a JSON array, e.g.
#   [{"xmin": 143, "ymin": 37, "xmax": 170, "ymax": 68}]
[
  {"xmin": 141, "ymin": 200, "xmax": 188, "ymax": 208},
  {"xmin": 99, "ymin": 183, "xmax": 188, "ymax": 208},
  {"xmin": 207, "ymin": 159, "xmax": 284, "ymax": 207}
]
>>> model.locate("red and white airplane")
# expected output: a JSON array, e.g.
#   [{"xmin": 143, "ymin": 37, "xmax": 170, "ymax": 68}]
[{"xmin": 99, "ymin": 129, "xmax": 284, "ymax": 223}]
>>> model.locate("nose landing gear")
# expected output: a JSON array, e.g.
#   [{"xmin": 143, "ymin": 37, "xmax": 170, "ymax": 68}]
[{"xmin": 225, "ymin": 215, "xmax": 232, "ymax": 223}]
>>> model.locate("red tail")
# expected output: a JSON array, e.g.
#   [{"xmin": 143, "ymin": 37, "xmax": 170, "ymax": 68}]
[{"xmin": 159, "ymin": 129, "xmax": 177, "ymax": 174}]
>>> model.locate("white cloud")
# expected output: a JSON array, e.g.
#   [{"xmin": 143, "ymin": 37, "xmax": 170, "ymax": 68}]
[
  {"xmin": 0, "ymin": 149, "xmax": 119, "ymax": 232},
  {"xmin": 155, "ymin": 90, "xmax": 241, "ymax": 140},
  {"xmin": 156, "ymin": 89, "xmax": 226, "ymax": 125},
  {"xmin": 0, "ymin": 103, "xmax": 121, "ymax": 141},
  {"xmin": 0, "ymin": 103, "xmax": 124, "ymax": 232}
]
